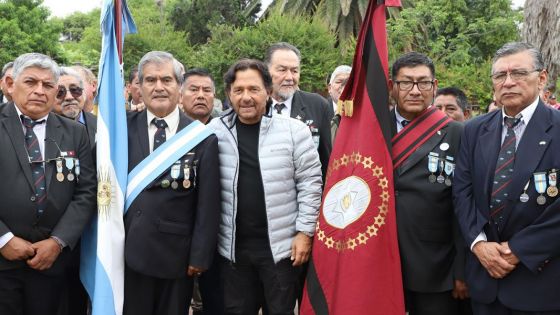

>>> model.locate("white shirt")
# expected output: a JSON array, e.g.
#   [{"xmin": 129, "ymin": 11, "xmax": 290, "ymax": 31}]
[
  {"xmin": 470, "ymin": 96, "xmax": 540, "ymax": 250},
  {"xmin": 146, "ymin": 106, "xmax": 180, "ymax": 153},
  {"xmin": 0, "ymin": 105, "xmax": 50, "ymax": 248},
  {"xmin": 271, "ymin": 95, "xmax": 294, "ymax": 117},
  {"xmin": 332, "ymin": 100, "xmax": 337, "ymax": 115},
  {"xmin": 395, "ymin": 106, "xmax": 421, "ymax": 133}
]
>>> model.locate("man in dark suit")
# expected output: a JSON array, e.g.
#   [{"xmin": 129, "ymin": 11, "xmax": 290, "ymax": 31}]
[
  {"xmin": 389, "ymin": 52, "xmax": 467, "ymax": 315},
  {"xmin": 0, "ymin": 53, "xmax": 96, "ymax": 315},
  {"xmin": 123, "ymin": 51, "xmax": 220, "ymax": 315},
  {"xmin": 454, "ymin": 42, "xmax": 560, "ymax": 314},
  {"xmin": 265, "ymin": 42, "xmax": 332, "ymax": 177}
]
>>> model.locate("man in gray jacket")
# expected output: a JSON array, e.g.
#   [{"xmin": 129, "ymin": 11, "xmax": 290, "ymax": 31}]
[{"xmin": 209, "ymin": 59, "xmax": 322, "ymax": 315}]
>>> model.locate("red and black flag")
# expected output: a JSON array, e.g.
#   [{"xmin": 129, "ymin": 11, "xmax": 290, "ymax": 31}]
[{"xmin": 300, "ymin": 1, "xmax": 404, "ymax": 314}]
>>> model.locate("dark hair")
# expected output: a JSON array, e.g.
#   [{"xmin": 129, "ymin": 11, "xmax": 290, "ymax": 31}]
[
  {"xmin": 1, "ymin": 61, "xmax": 14, "ymax": 78},
  {"xmin": 264, "ymin": 42, "xmax": 301, "ymax": 65},
  {"xmin": 436, "ymin": 87, "xmax": 469, "ymax": 111},
  {"xmin": 184, "ymin": 68, "xmax": 215, "ymax": 86},
  {"xmin": 391, "ymin": 52, "xmax": 435, "ymax": 80},
  {"xmin": 224, "ymin": 59, "xmax": 272, "ymax": 92},
  {"xmin": 128, "ymin": 66, "xmax": 138, "ymax": 83}
]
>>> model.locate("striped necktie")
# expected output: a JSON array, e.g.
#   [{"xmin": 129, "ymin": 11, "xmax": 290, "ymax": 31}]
[{"xmin": 21, "ymin": 115, "xmax": 47, "ymax": 217}]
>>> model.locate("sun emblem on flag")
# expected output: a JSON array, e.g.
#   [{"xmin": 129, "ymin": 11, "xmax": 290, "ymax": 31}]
[
  {"xmin": 97, "ymin": 166, "xmax": 113, "ymax": 220},
  {"xmin": 318, "ymin": 151, "xmax": 391, "ymax": 252}
]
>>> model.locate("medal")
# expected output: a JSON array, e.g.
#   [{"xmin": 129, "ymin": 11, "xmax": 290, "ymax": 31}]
[
  {"xmin": 56, "ymin": 159, "xmax": 64, "ymax": 182},
  {"xmin": 161, "ymin": 179, "xmax": 170, "ymax": 188},
  {"xmin": 444, "ymin": 156, "xmax": 454, "ymax": 187},
  {"xmin": 428, "ymin": 152, "xmax": 439, "ymax": 183},
  {"xmin": 519, "ymin": 180, "xmax": 530, "ymax": 203},
  {"xmin": 65, "ymin": 157, "xmax": 75, "ymax": 181},
  {"xmin": 74, "ymin": 159, "xmax": 80, "ymax": 182},
  {"xmin": 534, "ymin": 172, "xmax": 547, "ymax": 205},
  {"xmin": 436, "ymin": 159, "xmax": 445, "ymax": 183},
  {"xmin": 192, "ymin": 160, "xmax": 198, "ymax": 188},
  {"xmin": 183, "ymin": 158, "xmax": 191, "ymax": 189},
  {"xmin": 547, "ymin": 169, "xmax": 558, "ymax": 197},
  {"xmin": 171, "ymin": 161, "xmax": 181, "ymax": 190}
]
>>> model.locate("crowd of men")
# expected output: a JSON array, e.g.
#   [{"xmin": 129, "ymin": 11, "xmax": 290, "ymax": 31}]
[{"xmin": 0, "ymin": 40, "xmax": 559, "ymax": 315}]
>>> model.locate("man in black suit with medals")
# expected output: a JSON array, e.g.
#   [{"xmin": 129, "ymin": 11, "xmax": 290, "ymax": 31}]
[
  {"xmin": 123, "ymin": 51, "xmax": 220, "ymax": 315},
  {"xmin": 0, "ymin": 53, "xmax": 96, "ymax": 315},
  {"xmin": 265, "ymin": 42, "xmax": 332, "ymax": 178},
  {"xmin": 389, "ymin": 52, "xmax": 467, "ymax": 315}
]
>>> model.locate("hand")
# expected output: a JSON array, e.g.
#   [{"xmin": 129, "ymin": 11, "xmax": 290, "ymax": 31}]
[
  {"xmin": 451, "ymin": 280, "xmax": 469, "ymax": 300},
  {"xmin": 187, "ymin": 265, "xmax": 206, "ymax": 277},
  {"xmin": 0, "ymin": 236, "xmax": 35, "ymax": 261},
  {"xmin": 291, "ymin": 232, "xmax": 312, "ymax": 266},
  {"xmin": 500, "ymin": 242, "xmax": 520, "ymax": 265},
  {"xmin": 472, "ymin": 241, "xmax": 516, "ymax": 279},
  {"xmin": 26, "ymin": 238, "xmax": 61, "ymax": 271}
]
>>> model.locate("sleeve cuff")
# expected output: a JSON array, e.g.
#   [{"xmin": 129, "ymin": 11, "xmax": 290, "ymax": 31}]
[
  {"xmin": 0, "ymin": 232, "xmax": 14, "ymax": 249},
  {"xmin": 470, "ymin": 231, "xmax": 487, "ymax": 251}
]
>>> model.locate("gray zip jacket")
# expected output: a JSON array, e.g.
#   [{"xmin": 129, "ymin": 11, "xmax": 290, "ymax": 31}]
[{"xmin": 208, "ymin": 108, "xmax": 322, "ymax": 263}]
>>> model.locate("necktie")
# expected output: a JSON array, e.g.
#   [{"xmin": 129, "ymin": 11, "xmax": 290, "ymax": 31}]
[
  {"xmin": 152, "ymin": 118, "xmax": 168, "ymax": 151},
  {"xmin": 401, "ymin": 120, "xmax": 410, "ymax": 128},
  {"xmin": 274, "ymin": 103, "xmax": 285, "ymax": 114},
  {"xmin": 21, "ymin": 116, "xmax": 47, "ymax": 217},
  {"xmin": 489, "ymin": 116, "xmax": 521, "ymax": 228}
]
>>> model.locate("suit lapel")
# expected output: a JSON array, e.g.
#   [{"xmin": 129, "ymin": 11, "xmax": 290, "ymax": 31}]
[
  {"xmin": 45, "ymin": 113, "xmax": 63, "ymax": 190},
  {"xmin": 476, "ymin": 111, "xmax": 502, "ymax": 200},
  {"xmin": 177, "ymin": 111, "xmax": 190, "ymax": 131},
  {"xmin": 397, "ymin": 126, "xmax": 446, "ymax": 176},
  {"xmin": 290, "ymin": 91, "xmax": 306, "ymax": 122},
  {"xmin": 1, "ymin": 103, "xmax": 34, "ymax": 190},
  {"xmin": 136, "ymin": 110, "xmax": 150, "ymax": 158}
]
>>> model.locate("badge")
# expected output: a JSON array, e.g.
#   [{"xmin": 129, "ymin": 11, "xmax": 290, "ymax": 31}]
[
  {"xmin": 436, "ymin": 159, "xmax": 445, "ymax": 184},
  {"xmin": 192, "ymin": 161, "xmax": 198, "ymax": 188},
  {"xmin": 547, "ymin": 169, "xmax": 558, "ymax": 197},
  {"xmin": 534, "ymin": 172, "xmax": 547, "ymax": 205},
  {"xmin": 161, "ymin": 179, "xmax": 170, "ymax": 188},
  {"xmin": 519, "ymin": 180, "xmax": 530, "ymax": 203},
  {"xmin": 428, "ymin": 152, "xmax": 438, "ymax": 183},
  {"xmin": 65, "ymin": 157, "xmax": 75, "ymax": 181},
  {"xmin": 439, "ymin": 142, "xmax": 450, "ymax": 151},
  {"xmin": 56, "ymin": 159, "xmax": 64, "ymax": 182},
  {"xmin": 444, "ymin": 156, "xmax": 454, "ymax": 187},
  {"xmin": 170, "ymin": 161, "xmax": 181, "ymax": 190},
  {"xmin": 74, "ymin": 159, "xmax": 80, "ymax": 182}
]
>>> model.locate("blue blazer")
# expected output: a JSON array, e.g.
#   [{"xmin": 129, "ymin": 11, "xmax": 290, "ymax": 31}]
[{"xmin": 453, "ymin": 100, "xmax": 560, "ymax": 311}]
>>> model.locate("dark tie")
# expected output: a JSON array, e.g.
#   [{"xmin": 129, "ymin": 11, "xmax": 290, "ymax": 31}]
[
  {"xmin": 21, "ymin": 116, "xmax": 47, "ymax": 217},
  {"xmin": 152, "ymin": 118, "xmax": 168, "ymax": 151},
  {"xmin": 274, "ymin": 103, "xmax": 285, "ymax": 114},
  {"xmin": 401, "ymin": 120, "xmax": 410, "ymax": 128},
  {"xmin": 489, "ymin": 116, "xmax": 521, "ymax": 228}
]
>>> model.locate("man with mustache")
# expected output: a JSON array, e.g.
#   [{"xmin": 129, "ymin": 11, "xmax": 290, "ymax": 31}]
[
  {"xmin": 389, "ymin": 52, "xmax": 466, "ymax": 315},
  {"xmin": 123, "ymin": 51, "xmax": 220, "ymax": 315},
  {"xmin": 181, "ymin": 68, "xmax": 215, "ymax": 125}
]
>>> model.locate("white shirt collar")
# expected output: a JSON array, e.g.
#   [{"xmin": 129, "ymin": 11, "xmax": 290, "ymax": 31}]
[
  {"xmin": 146, "ymin": 106, "xmax": 180, "ymax": 131},
  {"xmin": 501, "ymin": 96, "xmax": 539, "ymax": 126},
  {"xmin": 14, "ymin": 104, "xmax": 49, "ymax": 123},
  {"xmin": 271, "ymin": 94, "xmax": 294, "ymax": 116}
]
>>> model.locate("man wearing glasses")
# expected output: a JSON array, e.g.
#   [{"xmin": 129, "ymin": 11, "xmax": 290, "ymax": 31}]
[
  {"xmin": 0, "ymin": 53, "xmax": 96, "ymax": 315},
  {"xmin": 57, "ymin": 67, "xmax": 97, "ymax": 150},
  {"xmin": 389, "ymin": 52, "xmax": 466, "ymax": 315},
  {"xmin": 454, "ymin": 42, "xmax": 560, "ymax": 314}
]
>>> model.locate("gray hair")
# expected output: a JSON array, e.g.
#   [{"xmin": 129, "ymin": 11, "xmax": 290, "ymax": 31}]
[
  {"xmin": 138, "ymin": 51, "xmax": 184, "ymax": 85},
  {"xmin": 11, "ymin": 53, "xmax": 60, "ymax": 82},
  {"xmin": 71, "ymin": 65, "xmax": 97, "ymax": 85},
  {"xmin": 1, "ymin": 62, "xmax": 13, "ymax": 78},
  {"xmin": 59, "ymin": 67, "xmax": 84, "ymax": 88},
  {"xmin": 329, "ymin": 65, "xmax": 352, "ymax": 84},
  {"xmin": 264, "ymin": 42, "xmax": 302, "ymax": 65},
  {"xmin": 492, "ymin": 42, "xmax": 545, "ymax": 72}
]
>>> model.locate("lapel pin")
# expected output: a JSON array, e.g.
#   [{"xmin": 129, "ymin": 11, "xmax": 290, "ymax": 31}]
[
  {"xmin": 539, "ymin": 141, "xmax": 546, "ymax": 146},
  {"xmin": 296, "ymin": 115, "xmax": 302, "ymax": 120},
  {"xmin": 437, "ymin": 130, "xmax": 441, "ymax": 135},
  {"xmin": 439, "ymin": 143, "xmax": 449, "ymax": 151}
]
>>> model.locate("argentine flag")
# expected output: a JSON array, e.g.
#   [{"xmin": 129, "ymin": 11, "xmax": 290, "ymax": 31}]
[{"xmin": 80, "ymin": 1, "xmax": 136, "ymax": 314}]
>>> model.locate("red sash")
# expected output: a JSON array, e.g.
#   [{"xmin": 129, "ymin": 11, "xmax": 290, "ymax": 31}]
[{"xmin": 392, "ymin": 106, "xmax": 451, "ymax": 170}]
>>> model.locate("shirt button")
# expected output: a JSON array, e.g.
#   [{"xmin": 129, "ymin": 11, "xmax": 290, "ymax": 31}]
[{"xmin": 136, "ymin": 210, "xmax": 141, "ymax": 216}]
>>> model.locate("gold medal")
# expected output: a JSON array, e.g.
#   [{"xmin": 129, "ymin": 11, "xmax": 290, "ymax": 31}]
[
  {"xmin": 183, "ymin": 179, "xmax": 191, "ymax": 189},
  {"xmin": 547, "ymin": 186, "xmax": 558, "ymax": 197},
  {"xmin": 56, "ymin": 173, "xmax": 65, "ymax": 182}
]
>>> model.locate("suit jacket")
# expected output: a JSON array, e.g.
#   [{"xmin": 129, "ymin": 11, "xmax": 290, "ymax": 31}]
[
  {"xmin": 83, "ymin": 111, "xmax": 97, "ymax": 150},
  {"xmin": 0, "ymin": 103, "xmax": 96, "ymax": 274},
  {"xmin": 453, "ymin": 101, "xmax": 560, "ymax": 310},
  {"xmin": 391, "ymin": 110, "xmax": 465, "ymax": 292},
  {"xmin": 124, "ymin": 110, "xmax": 220, "ymax": 280},
  {"xmin": 291, "ymin": 90, "xmax": 332, "ymax": 177}
]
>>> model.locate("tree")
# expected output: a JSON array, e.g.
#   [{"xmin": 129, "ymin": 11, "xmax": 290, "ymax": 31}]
[
  {"xmin": 58, "ymin": 11, "xmax": 98, "ymax": 42},
  {"xmin": 170, "ymin": 0, "xmax": 261, "ymax": 45},
  {"xmin": 522, "ymin": 0, "xmax": 560, "ymax": 92},
  {"xmin": 0, "ymin": 0, "xmax": 63, "ymax": 66}
]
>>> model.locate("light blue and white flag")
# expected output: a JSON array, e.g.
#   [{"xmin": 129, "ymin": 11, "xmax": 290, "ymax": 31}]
[{"xmin": 80, "ymin": 1, "xmax": 136, "ymax": 315}]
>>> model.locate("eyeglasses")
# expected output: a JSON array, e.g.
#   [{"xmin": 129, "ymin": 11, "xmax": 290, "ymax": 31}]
[
  {"xmin": 395, "ymin": 80, "xmax": 434, "ymax": 91},
  {"xmin": 490, "ymin": 69, "xmax": 541, "ymax": 84},
  {"xmin": 25, "ymin": 138, "xmax": 66, "ymax": 164},
  {"xmin": 56, "ymin": 85, "xmax": 83, "ymax": 100}
]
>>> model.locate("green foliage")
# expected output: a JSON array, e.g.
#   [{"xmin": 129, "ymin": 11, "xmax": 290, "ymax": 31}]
[
  {"xmin": 0, "ymin": 0, "xmax": 64, "ymax": 66},
  {"xmin": 192, "ymin": 9, "xmax": 352, "ymax": 98},
  {"xmin": 387, "ymin": 0, "xmax": 522, "ymax": 107},
  {"xmin": 170, "ymin": 0, "xmax": 261, "ymax": 45}
]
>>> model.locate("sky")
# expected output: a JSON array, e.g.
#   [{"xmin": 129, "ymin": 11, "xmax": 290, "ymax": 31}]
[{"xmin": 43, "ymin": 0, "xmax": 524, "ymax": 18}]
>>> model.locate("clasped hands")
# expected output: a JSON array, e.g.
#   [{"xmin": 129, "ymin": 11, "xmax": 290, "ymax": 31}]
[
  {"xmin": 472, "ymin": 241, "xmax": 519, "ymax": 279},
  {"xmin": 0, "ymin": 236, "xmax": 62, "ymax": 271}
]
